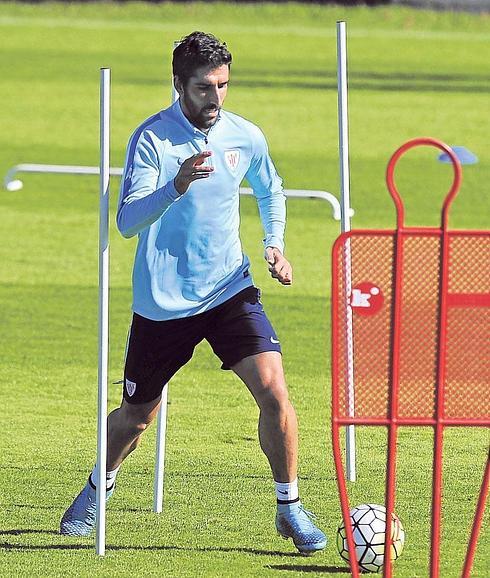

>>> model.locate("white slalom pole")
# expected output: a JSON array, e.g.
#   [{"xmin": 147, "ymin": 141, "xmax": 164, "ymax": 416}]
[
  {"xmin": 96, "ymin": 67, "xmax": 110, "ymax": 555},
  {"xmin": 337, "ymin": 21, "xmax": 356, "ymax": 482},
  {"xmin": 153, "ymin": 385, "xmax": 168, "ymax": 513},
  {"xmin": 153, "ymin": 48, "xmax": 180, "ymax": 514}
]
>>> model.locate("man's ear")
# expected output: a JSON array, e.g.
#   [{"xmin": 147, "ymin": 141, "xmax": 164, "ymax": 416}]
[{"xmin": 174, "ymin": 76, "xmax": 184, "ymax": 98}]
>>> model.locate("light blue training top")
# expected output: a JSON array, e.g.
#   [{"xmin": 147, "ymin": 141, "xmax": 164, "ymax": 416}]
[{"xmin": 117, "ymin": 99, "xmax": 286, "ymax": 321}]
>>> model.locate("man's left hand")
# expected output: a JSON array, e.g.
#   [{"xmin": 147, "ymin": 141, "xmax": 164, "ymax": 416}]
[{"xmin": 265, "ymin": 247, "xmax": 293, "ymax": 286}]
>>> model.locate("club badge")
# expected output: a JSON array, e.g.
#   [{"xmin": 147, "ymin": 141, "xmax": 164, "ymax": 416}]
[
  {"xmin": 125, "ymin": 378, "xmax": 137, "ymax": 397},
  {"xmin": 224, "ymin": 149, "xmax": 240, "ymax": 173}
]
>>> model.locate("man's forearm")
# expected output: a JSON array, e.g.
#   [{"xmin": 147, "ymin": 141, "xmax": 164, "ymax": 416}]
[
  {"xmin": 116, "ymin": 180, "xmax": 181, "ymax": 238},
  {"xmin": 256, "ymin": 190, "xmax": 286, "ymax": 253}
]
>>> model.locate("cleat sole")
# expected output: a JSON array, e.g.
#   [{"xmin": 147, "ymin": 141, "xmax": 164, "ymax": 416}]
[{"xmin": 299, "ymin": 550, "xmax": 316, "ymax": 557}]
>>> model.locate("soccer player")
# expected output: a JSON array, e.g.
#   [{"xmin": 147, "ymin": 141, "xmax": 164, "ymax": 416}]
[{"xmin": 60, "ymin": 31, "xmax": 327, "ymax": 554}]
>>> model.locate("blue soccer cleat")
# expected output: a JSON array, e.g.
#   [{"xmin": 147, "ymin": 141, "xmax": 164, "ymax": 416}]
[
  {"xmin": 276, "ymin": 502, "xmax": 328, "ymax": 555},
  {"xmin": 60, "ymin": 478, "xmax": 114, "ymax": 537}
]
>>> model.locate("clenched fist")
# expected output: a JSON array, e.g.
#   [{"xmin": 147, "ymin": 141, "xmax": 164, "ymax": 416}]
[{"xmin": 265, "ymin": 247, "xmax": 293, "ymax": 286}]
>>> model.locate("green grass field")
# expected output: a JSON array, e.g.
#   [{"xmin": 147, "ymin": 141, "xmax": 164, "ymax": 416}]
[{"xmin": 0, "ymin": 2, "xmax": 488, "ymax": 576}]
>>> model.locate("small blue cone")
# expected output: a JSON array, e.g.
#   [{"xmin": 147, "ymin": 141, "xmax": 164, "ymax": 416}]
[{"xmin": 438, "ymin": 146, "xmax": 478, "ymax": 165}]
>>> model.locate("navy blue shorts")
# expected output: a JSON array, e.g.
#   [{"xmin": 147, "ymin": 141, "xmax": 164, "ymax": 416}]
[{"xmin": 123, "ymin": 286, "xmax": 281, "ymax": 404}]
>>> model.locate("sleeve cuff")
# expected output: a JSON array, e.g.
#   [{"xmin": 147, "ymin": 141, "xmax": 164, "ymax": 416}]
[
  {"xmin": 263, "ymin": 235, "xmax": 284, "ymax": 254},
  {"xmin": 165, "ymin": 178, "xmax": 182, "ymax": 202}
]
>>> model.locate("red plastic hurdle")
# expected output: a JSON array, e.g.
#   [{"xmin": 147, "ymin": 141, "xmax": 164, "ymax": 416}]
[{"xmin": 331, "ymin": 137, "xmax": 489, "ymax": 577}]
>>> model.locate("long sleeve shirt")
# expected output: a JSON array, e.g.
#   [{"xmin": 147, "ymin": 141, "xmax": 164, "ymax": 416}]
[{"xmin": 117, "ymin": 99, "xmax": 286, "ymax": 321}]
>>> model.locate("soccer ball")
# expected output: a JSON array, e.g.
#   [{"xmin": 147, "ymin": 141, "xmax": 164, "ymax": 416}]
[{"xmin": 336, "ymin": 504, "xmax": 405, "ymax": 573}]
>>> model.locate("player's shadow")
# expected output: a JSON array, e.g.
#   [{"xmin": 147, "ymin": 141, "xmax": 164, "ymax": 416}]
[
  {"xmin": 268, "ymin": 565, "xmax": 349, "ymax": 574},
  {"xmin": 0, "ymin": 529, "xmax": 59, "ymax": 536},
  {"xmin": 0, "ymin": 529, "xmax": 299, "ymax": 557}
]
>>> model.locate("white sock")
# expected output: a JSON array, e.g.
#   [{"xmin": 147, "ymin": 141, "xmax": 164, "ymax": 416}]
[
  {"xmin": 90, "ymin": 464, "xmax": 120, "ymax": 490},
  {"xmin": 275, "ymin": 478, "xmax": 299, "ymax": 503}
]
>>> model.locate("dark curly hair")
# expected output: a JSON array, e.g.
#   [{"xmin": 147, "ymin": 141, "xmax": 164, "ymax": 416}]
[{"xmin": 173, "ymin": 31, "xmax": 232, "ymax": 87}]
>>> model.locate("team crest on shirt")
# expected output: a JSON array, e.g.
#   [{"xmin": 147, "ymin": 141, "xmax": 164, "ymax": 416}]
[
  {"xmin": 224, "ymin": 149, "xmax": 240, "ymax": 173},
  {"xmin": 125, "ymin": 378, "xmax": 137, "ymax": 397}
]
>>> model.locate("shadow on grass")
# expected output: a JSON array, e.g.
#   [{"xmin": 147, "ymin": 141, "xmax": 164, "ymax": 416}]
[
  {"xmin": 11, "ymin": 503, "xmax": 59, "ymax": 511},
  {"xmin": 268, "ymin": 564, "xmax": 349, "ymax": 574},
  {"xmin": 0, "ymin": 529, "xmax": 59, "ymax": 536},
  {"xmin": 0, "ymin": 529, "xmax": 299, "ymax": 557}
]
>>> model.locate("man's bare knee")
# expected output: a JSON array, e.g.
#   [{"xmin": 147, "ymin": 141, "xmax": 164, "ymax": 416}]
[
  {"xmin": 232, "ymin": 351, "xmax": 292, "ymax": 415},
  {"xmin": 117, "ymin": 397, "xmax": 161, "ymax": 435},
  {"xmin": 256, "ymin": 381, "xmax": 290, "ymax": 416}
]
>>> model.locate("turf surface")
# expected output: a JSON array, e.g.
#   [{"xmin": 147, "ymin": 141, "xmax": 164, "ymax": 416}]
[{"xmin": 0, "ymin": 2, "xmax": 488, "ymax": 576}]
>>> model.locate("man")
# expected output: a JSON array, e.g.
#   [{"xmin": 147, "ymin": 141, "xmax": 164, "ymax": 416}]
[{"xmin": 60, "ymin": 31, "xmax": 327, "ymax": 555}]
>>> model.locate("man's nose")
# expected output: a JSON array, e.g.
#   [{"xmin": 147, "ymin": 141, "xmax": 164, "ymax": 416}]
[{"xmin": 209, "ymin": 85, "xmax": 221, "ymax": 106}]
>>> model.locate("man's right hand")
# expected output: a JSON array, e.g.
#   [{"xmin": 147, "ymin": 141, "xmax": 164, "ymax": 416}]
[{"xmin": 174, "ymin": 151, "xmax": 214, "ymax": 195}]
